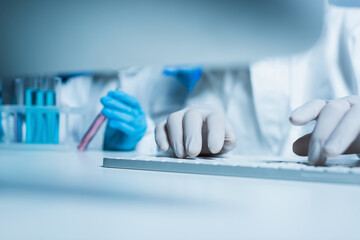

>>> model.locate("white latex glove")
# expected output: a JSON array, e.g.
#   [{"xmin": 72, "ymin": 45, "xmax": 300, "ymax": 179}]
[
  {"xmin": 290, "ymin": 95, "xmax": 360, "ymax": 165},
  {"xmin": 155, "ymin": 105, "xmax": 236, "ymax": 158}
]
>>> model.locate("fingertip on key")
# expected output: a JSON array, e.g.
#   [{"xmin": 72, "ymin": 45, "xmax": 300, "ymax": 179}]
[
  {"xmin": 322, "ymin": 144, "xmax": 340, "ymax": 158},
  {"xmin": 186, "ymin": 146, "xmax": 201, "ymax": 158},
  {"xmin": 159, "ymin": 143, "xmax": 170, "ymax": 152},
  {"xmin": 174, "ymin": 147, "xmax": 186, "ymax": 159},
  {"xmin": 308, "ymin": 140, "xmax": 327, "ymax": 166},
  {"xmin": 185, "ymin": 138, "xmax": 201, "ymax": 157},
  {"xmin": 207, "ymin": 134, "xmax": 223, "ymax": 155},
  {"xmin": 175, "ymin": 152, "xmax": 187, "ymax": 159},
  {"xmin": 208, "ymin": 144, "xmax": 222, "ymax": 155}
]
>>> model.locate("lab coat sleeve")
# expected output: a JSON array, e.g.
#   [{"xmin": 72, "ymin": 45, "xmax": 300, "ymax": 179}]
[
  {"xmin": 184, "ymin": 70, "xmax": 225, "ymax": 110},
  {"xmin": 60, "ymin": 75, "xmax": 119, "ymax": 150},
  {"xmin": 117, "ymin": 66, "xmax": 165, "ymax": 154},
  {"xmin": 133, "ymin": 115, "xmax": 158, "ymax": 154},
  {"xmin": 348, "ymin": 20, "xmax": 360, "ymax": 91}
]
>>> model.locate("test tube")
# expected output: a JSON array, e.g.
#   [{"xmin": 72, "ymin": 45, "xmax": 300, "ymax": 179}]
[
  {"xmin": 14, "ymin": 78, "xmax": 24, "ymax": 142},
  {"xmin": 36, "ymin": 78, "xmax": 45, "ymax": 143},
  {"xmin": 77, "ymin": 113, "xmax": 106, "ymax": 152},
  {"xmin": 54, "ymin": 77, "xmax": 60, "ymax": 143},
  {"xmin": 35, "ymin": 76, "xmax": 49, "ymax": 143},
  {"xmin": 25, "ymin": 76, "xmax": 38, "ymax": 143},
  {"xmin": 0, "ymin": 78, "xmax": 4, "ymax": 142},
  {"xmin": 54, "ymin": 76, "xmax": 62, "ymax": 108},
  {"xmin": 45, "ymin": 76, "xmax": 60, "ymax": 144}
]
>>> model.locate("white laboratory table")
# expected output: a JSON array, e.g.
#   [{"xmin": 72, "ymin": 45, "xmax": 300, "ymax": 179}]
[{"xmin": 0, "ymin": 149, "xmax": 360, "ymax": 240}]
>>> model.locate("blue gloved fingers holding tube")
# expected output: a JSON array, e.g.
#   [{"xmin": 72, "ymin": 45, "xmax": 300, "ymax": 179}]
[
  {"xmin": 101, "ymin": 90, "xmax": 147, "ymax": 151},
  {"xmin": 107, "ymin": 90, "xmax": 142, "ymax": 109},
  {"xmin": 102, "ymin": 91, "xmax": 141, "ymax": 114},
  {"xmin": 163, "ymin": 65, "xmax": 202, "ymax": 92}
]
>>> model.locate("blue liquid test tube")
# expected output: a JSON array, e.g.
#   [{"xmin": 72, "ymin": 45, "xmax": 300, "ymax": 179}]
[
  {"xmin": 25, "ymin": 76, "xmax": 39, "ymax": 143},
  {"xmin": 14, "ymin": 78, "xmax": 24, "ymax": 142},
  {"xmin": 45, "ymin": 90, "xmax": 58, "ymax": 144},
  {"xmin": 36, "ymin": 89, "xmax": 47, "ymax": 143},
  {"xmin": 25, "ymin": 88, "xmax": 37, "ymax": 143},
  {"xmin": 53, "ymin": 77, "xmax": 61, "ymax": 144}
]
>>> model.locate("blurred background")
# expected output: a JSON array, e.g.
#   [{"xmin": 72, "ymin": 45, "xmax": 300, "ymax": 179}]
[
  {"xmin": 0, "ymin": 0, "xmax": 324, "ymax": 77},
  {"xmin": 0, "ymin": 0, "xmax": 324, "ymax": 147}
]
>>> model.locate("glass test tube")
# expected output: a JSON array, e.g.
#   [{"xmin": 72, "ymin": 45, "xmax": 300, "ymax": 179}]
[
  {"xmin": 14, "ymin": 78, "xmax": 24, "ymax": 142},
  {"xmin": 0, "ymin": 78, "xmax": 4, "ymax": 142},
  {"xmin": 53, "ymin": 77, "xmax": 61, "ymax": 143},
  {"xmin": 36, "ymin": 76, "xmax": 48, "ymax": 143},
  {"xmin": 44, "ymin": 76, "xmax": 60, "ymax": 144},
  {"xmin": 25, "ymin": 75, "xmax": 39, "ymax": 143}
]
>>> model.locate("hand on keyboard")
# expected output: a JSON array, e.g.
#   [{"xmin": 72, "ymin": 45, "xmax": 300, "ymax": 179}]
[
  {"xmin": 290, "ymin": 95, "xmax": 360, "ymax": 165},
  {"xmin": 155, "ymin": 105, "xmax": 236, "ymax": 158}
]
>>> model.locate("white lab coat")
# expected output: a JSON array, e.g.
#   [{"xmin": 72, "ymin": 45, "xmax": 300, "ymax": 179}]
[
  {"xmin": 60, "ymin": 74, "xmax": 119, "ymax": 149},
  {"xmin": 62, "ymin": 3, "xmax": 360, "ymax": 156},
  {"xmin": 184, "ymin": 4, "xmax": 360, "ymax": 157}
]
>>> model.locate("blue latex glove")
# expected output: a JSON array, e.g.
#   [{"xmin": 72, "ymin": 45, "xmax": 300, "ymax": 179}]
[
  {"xmin": 101, "ymin": 90, "xmax": 147, "ymax": 151},
  {"xmin": 163, "ymin": 66, "xmax": 202, "ymax": 92}
]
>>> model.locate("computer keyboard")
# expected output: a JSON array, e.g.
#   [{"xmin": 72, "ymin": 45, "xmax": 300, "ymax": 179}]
[{"xmin": 103, "ymin": 155, "xmax": 360, "ymax": 185}]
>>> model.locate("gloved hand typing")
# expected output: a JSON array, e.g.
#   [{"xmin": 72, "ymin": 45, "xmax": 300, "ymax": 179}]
[
  {"xmin": 101, "ymin": 90, "xmax": 147, "ymax": 151},
  {"xmin": 155, "ymin": 105, "xmax": 236, "ymax": 158},
  {"xmin": 290, "ymin": 95, "xmax": 360, "ymax": 165}
]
